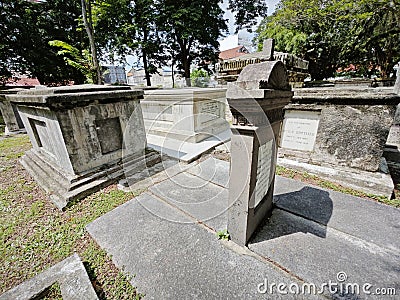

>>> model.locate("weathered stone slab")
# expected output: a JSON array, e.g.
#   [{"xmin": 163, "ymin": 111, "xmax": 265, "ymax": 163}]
[
  {"xmin": 274, "ymin": 176, "xmax": 400, "ymax": 252},
  {"xmin": 278, "ymin": 156, "xmax": 394, "ymax": 198},
  {"xmin": 149, "ymin": 171, "xmax": 228, "ymax": 231},
  {"xmin": 249, "ymin": 209, "xmax": 400, "ymax": 297},
  {"xmin": 186, "ymin": 157, "xmax": 230, "ymax": 187},
  {"xmin": 87, "ymin": 193, "xmax": 310, "ymax": 299},
  {"xmin": 0, "ymin": 253, "xmax": 98, "ymax": 300},
  {"xmin": 394, "ymin": 64, "xmax": 400, "ymax": 95},
  {"xmin": 280, "ymin": 110, "xmax": 320, "ymax": 151}
]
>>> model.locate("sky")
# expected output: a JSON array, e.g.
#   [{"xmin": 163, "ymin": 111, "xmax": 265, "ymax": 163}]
[
  {"xmin": 125, "ymin": 0, "xmax": 280, "ymax": 70},
  {"xmin": 219, "ymin": 0, "xmax": 280, "ymax": 51}
]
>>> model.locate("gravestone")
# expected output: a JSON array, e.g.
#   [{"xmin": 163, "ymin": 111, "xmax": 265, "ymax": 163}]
[
  {"xmin": 6, "ymin": 85, "xmax": 156, "ymax": 209},
  {"xmin": 278, "ymin": 87, "xmax": 400, "ymax": 197},
  {"xmin": 280, "ymin": 88, "xmax": 400, "ymax": 173},
  {"xmin": 226, "ymin": 61, "xmax": 293, "ymax": 245},
  {"xmin": 0, "ymin": 88, "xmax": 26, "ymax": 135},
  {"xmin": 142, "ymin": 88, "xmax": 228, "ymax": 143}
]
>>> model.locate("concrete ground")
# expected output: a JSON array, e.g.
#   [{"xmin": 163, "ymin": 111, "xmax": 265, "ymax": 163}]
[{"xmin": 87, "ymin": 156, "xmax": 400, "ymax": 299}]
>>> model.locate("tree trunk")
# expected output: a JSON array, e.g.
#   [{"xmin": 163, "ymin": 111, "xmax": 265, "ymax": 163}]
[
  {"xmin": 171, "ymin": 57, "xmax": 175, "ymax": 88},
  {"xmin": 142, "ymin": 48, "xmax": 151, "ymax": 86},
  {"xmin": 81, "ymin": 0, "xmax": 102, "ymax": 85},
  {"xmin": 142, "ymin": 29, "xmax": 151, "ymax": 86},
  {"xmin": 183, "ymin": 55, "xmax": 191, "ymax": 87}
]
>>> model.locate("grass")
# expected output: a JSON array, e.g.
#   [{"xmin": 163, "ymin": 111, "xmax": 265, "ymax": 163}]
[
  {"xmin": 0, "ymin": 134, "xmax": 144, "ymax": 299},
  {"xmin": 0, "ymin": 114, "xmax": 4, "ymax": 136},
  {"xmin": 275, "ymin": 165, "xmax": 400, "ymax": 208}
]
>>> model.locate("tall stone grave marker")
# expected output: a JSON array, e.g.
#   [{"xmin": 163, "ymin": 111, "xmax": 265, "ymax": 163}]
[{"xmin": 226, "ymin": 61, "xmax": 293, "ymax": 245}]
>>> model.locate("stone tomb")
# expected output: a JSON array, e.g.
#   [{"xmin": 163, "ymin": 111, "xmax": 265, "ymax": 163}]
[
  {"xmin": 142, "ymin": 88, "xmax": 228, "ymax": 143},
  {"xmin": 279, "ymin": 87, "xmax": 400, "ymax": 197},
  {"xmin": 7, "ymin": 85, "xmax": 158, "ymax": 210},
  {"xmin": 0, "ymin": 88, "xmax": 26, "ymax": 135},
  {"xmin": 226, "ymin": 61, "xmax": 293, "ymax": 245}
]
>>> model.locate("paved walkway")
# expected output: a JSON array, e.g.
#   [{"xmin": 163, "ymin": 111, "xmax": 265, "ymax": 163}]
[{"xmin": 87, "ymin": 157, "xmax": 400, "ymax": 299}]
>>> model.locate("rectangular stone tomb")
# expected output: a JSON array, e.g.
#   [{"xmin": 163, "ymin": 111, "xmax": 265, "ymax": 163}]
[
  {"xmin": 280, "ymin": 87, "xmax": 400, "ymax": 172},
  {"xmin": 6, "ymin": 85, "xmax": 156, "ymax": 210},
  {"xmin": 142, "ymin": 88, "xmax": 229, "ymax": 143},
  {"xmin": 0, "ymin": 88, "xmax": 27, "ymax": 135}
]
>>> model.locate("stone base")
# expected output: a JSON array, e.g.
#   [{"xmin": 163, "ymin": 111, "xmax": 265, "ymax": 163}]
[
  {"xmin": 277, "ymin": 157, "xmax": 394, "ymax": 198},
  {"xmin": 144, "ymin": 121, "xmax": 228, "ymax": 143},
  {"xmin": 20, "ymin": 149, "xmax": 161, "ymax": 210},
  {"xmin": 4, "ymin": 126, "xmax": 26, "ymax": 136},
  {"xmin": 146, "ymin": 128, "xmax": 231, "ymax": 163}
]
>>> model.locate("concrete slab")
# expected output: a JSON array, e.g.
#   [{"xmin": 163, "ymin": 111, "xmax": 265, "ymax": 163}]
[
  {"xmin": 186, "ymin": 157, "xmax": 230, "ymax": 188},
  {"xmin": 146, "ymin": 128, "xmax": 231, "ymax": 163},
  {"xmin": 86, "ymin": 157, "xmax": 400, "ymax": 299},
  {"xmin": 86, "ymin": 193, "xmax": 312, "ymax": 300},
  {"xmin": 149, "ymin": 171, "xmax": 228, "ymax": 231},
  {"xmin": 277, "ymin": 157, "xmax": 394, "ymax": 198},
  {"xmin": 0, "ymin": 253, "xmax": 98, "ymax": 300},
  {"xmin": 274, "ymin": 176, "xmax": 400, "ymax": 253},
  {"xmin": 249, "ymin": 209, "xmax": 400, "ymax": 296}
]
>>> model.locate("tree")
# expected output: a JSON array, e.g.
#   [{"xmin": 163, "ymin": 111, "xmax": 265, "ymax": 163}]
[
  {"xmin": 256, "ymin": 0, "xmax": 400, "ymax": 80},
  {"xmin": 94, "ymin": 0, "xmax": 167, "ymax": 86},
  {"xmin": 49, "ymin": 40, "xmax": 98, "ymax": 83},
  {"xmin": 0, "ymin": 0, "xmax": 86, "ymax": 85},
  {"xmin": 159, "ymin": 0, "xmax": 267, "ymax": 86},
  {"xmin": 80, "ymin": 0, "xmax": 102, "ymax": 84}
]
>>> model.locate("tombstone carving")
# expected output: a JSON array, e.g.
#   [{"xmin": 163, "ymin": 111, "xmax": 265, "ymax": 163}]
[{"xmin": 226, "ymin": 61, "xmax": 293, "ymax": 245}]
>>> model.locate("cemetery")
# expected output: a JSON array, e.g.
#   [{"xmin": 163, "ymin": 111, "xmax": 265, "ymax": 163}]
[{"xmin": 1, "ymin": 1, "xmax": 400, "ymax": 299}]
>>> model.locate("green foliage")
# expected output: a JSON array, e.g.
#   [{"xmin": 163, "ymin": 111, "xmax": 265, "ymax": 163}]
[
  {"xmin": 49, "ymin": 40, "xmax": 96, "ymax": 83},
  {"xmin": 190, "ymin": 69, "xmax": 210, "ymax": 87},
  {"xmin": 256, "ymin": 0, "xmax": 400, "ymax": 80},
  {"xmin": 217, "ymin": 229, "xmax": 230, "ymax": 241},
  {"xmin": 0, "ymin": 0, "xmax": 86, "ymax": 85}
]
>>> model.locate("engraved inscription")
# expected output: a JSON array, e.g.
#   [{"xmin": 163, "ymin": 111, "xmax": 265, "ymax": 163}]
[
  {"xmin": 95, "ymin": 117, "xmax": 123, "ymax": 154},
  {"xmin": 198, "ymin": 100, "xmax": 221, "ymax": 125},
  {"xmin": 254, "ymin": 139, "xmax": 273, "ymax": 208},
  {"xmin": 280, "ymin": 110, "xmax": 320, "ymax": 151}
]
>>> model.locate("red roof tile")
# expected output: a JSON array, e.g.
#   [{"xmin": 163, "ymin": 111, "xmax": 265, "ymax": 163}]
[{"xmin": 219, "ymin": 46, "xmax": 249, "ymax": 60}]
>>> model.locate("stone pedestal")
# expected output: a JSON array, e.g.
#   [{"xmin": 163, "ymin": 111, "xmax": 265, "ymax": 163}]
[
  {"xmin": 226, "ymin": 61, "xmax": 293, "ymax": 245},
  {"xmin": 0, "ymin": 88, "xmax": 26, "ymax": 135},
  {"xmin": 142, "ymin": 88, "xmax": 228, "ymax": 143},
  {"xmin": 6, "ymin": 85, "xmax": 152, "ymax": 209}
]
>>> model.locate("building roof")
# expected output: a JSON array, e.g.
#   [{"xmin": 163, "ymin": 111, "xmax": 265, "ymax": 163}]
[
  {"xmin": 219, "ymin": 45, "xmax": 249, "ymax": 60},
  {"xmin": 6, "ymin": 77, "xmax": 40, "ymax": 86}
]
